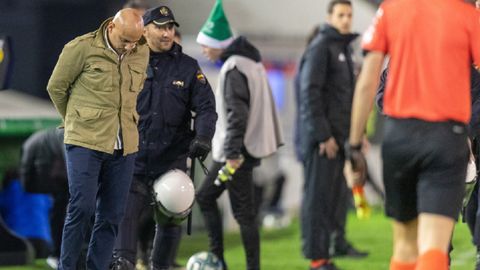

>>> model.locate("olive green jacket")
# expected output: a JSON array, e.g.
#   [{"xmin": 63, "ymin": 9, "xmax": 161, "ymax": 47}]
[{"xmin": 47, "ymin": 19, "xmax": 149, "ymax": 155}]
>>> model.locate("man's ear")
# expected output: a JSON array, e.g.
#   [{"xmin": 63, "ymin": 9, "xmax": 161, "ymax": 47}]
[{"xmin": 107, "ymin": 21, "xmax": 114, "ymax": 33}]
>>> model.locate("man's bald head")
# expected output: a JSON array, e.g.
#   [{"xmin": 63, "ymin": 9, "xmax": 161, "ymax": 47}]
[{"xmin": 107, "ymin": 8, "xmax": 144, "ymax": 54}]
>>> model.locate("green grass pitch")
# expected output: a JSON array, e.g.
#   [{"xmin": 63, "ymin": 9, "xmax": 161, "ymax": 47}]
[{"xmin": 0, "ymin": 210, "xmax": 476, "ymax": 270}]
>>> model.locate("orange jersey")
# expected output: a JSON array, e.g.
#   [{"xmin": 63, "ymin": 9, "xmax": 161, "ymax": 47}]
[{"xmin": 362, "ymin": 0, "xmax": 480, "ymax": 124}]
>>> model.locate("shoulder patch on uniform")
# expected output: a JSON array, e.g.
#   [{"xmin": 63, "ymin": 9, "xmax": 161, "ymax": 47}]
[{"xmin": 196, "ymin": 69, "xmax": 206, "ymax": 85}]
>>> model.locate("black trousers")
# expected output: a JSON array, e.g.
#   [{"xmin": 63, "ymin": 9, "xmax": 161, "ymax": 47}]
[
  {"xmin": 113, "ymin": 176, "xmax": 183, "ymax": 269},
  {"xmin": 196, "ymin": 161, "xmax": 260, "ymax": 270},
  {"xmin": 301, "ymin": 148, "xmax": 349, "ymax": 260}
]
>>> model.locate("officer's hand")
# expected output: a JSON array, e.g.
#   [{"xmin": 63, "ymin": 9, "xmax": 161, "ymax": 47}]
[
  {"xmin": 344, "ymin": 143, "xmax": 367, "ymax": 188},
  {"xmin": 189, "ymin": 136, "xmax": 211, "ymax": 161}
]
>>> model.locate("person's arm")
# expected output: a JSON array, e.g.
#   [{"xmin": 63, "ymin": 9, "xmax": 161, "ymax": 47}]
[
  {"xmin": 350, "ymin": 2, "xmax": 388, "ymax": 146},
  {"xmin": 47, "ymin": 40, "xmax": 86, "ymax": 120},
  {"xmin": 344, "ymin": 52, "xmax": 385, "ymax": 187},
  {"xmin": 190, "ymin": 66, "xmax": 217, "ymax": 141},
  {"xmin": 349, "ymin": 52, "xmax": 385, "ymax": 146},
  {"xmin": 298, "ymin": 39, "xmax": 332, "ymax": 143},
  {"xmin": 188, "ymin": 65, "xmax": 218, "ymax": 160},
  {"xmin": 224, "ymin": 68, "xmax": 249, "ymax": 162}
]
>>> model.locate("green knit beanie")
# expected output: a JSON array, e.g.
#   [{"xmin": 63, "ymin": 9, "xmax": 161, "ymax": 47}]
[{"xmin": 196, "ymin": 0, "xmax": 234, "ymax": 49}]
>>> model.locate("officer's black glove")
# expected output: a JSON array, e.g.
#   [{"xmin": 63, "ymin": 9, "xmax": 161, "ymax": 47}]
[
  {"xmin": 344, "ymin": 142, "xmax": 367, "ymax": 187},
  {"xmin": 189, "ymin": 136, "xmax": 211, "ymax": 161}
]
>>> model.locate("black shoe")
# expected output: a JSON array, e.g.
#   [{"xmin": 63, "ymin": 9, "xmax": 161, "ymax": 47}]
[
  {"xmin": 310, "ymin": 262, "xmax": 340, "ymax": 270},
  {"xmin": 332, "ymin": 243, "xmax": 369, "ymax": 258},
  {"xmin": 110, "ymin": 257, "xmax": 135, "ymax": 270}
]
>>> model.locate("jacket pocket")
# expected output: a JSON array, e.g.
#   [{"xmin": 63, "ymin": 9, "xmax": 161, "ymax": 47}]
[
  {"xmin": 83, "ymin": 62, "xmax": 113, "ymax": 92},
  {"xmin": 129, "ymin": 64, "xmax": 146, "ymax": 92},
  {"xmin": 74, "ymin": 106, "xmax": 103, "ymax": 121},
  {"xmin": 162, "ymin": 86, "xmax": 189, "ymax": 126},
  {"xmin": 66, "ymin": 106, "xmax": 106, "ymax": 144}
]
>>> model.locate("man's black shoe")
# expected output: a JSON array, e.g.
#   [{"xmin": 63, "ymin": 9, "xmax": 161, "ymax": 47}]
[
  {"xmin": 332, "ymin": 244, "xmax": 369, "ymax": 258},
  {"xmin": 110, "ymin": 257, "xmax": 135, "ymax": 270}
]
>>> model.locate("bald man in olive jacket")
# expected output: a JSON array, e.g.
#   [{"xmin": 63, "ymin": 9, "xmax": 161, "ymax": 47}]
[{"xmin": 47, "ymin": 8, "xmax": 149, "ymax": 270}]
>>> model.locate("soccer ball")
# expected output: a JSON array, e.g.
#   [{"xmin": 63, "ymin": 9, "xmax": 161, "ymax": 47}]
[{"xmin": 186, "ymin": 251, "xmax": 223, "ymax": 270}]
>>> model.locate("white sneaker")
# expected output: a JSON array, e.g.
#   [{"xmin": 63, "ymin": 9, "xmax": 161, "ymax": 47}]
[{"xmin": 46, "ymin": 256, "xmax": 59, "ymax": 269}]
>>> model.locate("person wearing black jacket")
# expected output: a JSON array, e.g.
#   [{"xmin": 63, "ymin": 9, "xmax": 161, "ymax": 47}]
[
  {"xmin": 297, "ymin": 1, "xmax": 365, "ymax": 269},
  {"xmin": 19, "ymin": 128, "xmax": 67, "ymax": 268},
  {"xmin": 110, "ymin": 6, "xmax": 217, "ymax": 270},
  {"xmin": 195, "ymin": 1, "xmax": 283, "ymax": 269}
]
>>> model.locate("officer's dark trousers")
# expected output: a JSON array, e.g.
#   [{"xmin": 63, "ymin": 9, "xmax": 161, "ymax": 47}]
[
  {"xmin": 113, "ymin": 177, "xmax": 150, "ymax": 265},
  {"xmin": 196, "ymin": 161, "xmax": 260, "ymax": 270},
  {"xmin": 113, "ymin": 176, "xmax": 182, "ymax": 269},
  {"xmin": 301, "ymin": 148, "xmax": 349, "ymax": 260},
  {"xmin": 58, "ymin": 145, "xmax": 135, "ymax": 270}
]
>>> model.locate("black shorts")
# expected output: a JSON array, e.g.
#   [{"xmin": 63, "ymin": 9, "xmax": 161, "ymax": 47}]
[{"xmin": 382, "ymin": 118, "xmax": 469, "ymax": 222}]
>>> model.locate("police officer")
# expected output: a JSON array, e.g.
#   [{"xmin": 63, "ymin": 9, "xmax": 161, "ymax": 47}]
[{"xmin": 111, "ymin": 6, "xmax": 217, "ymax": 270}]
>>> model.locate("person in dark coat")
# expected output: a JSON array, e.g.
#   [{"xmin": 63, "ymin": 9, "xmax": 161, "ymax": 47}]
[
  {"xmin": 111, "ymin": 6, "xmax": 217, "ymax": 270},
  {"xmin": 19, "ymin": 128, "xmax": 67, "ymax": 267},
  {"xmin": 297, "ymin": 1, "xmax": 368, "ymax": 269}
]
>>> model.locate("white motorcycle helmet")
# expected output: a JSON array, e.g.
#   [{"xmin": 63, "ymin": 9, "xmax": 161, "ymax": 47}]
[{"xmin": 152, "ymin": 169, "xmax": 195, "ymax": 220}]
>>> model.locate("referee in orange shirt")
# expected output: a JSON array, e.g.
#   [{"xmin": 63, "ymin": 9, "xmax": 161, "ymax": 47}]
[{"xmin": 344, "ymin": 1, "xmax": 480, "ymax": 270}]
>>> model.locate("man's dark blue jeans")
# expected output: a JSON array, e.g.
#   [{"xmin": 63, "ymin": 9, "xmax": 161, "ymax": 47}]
[{"xmin": 58, "ymin": 145, "xmax": 136, "ymax": 270}]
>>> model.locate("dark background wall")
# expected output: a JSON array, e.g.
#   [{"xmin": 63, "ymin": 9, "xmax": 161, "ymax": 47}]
[{"xmin": 0, "ymin": 0, "xmax": 124, "ymax": 99}]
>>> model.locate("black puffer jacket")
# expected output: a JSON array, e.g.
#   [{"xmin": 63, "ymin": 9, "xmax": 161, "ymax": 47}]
[
  {"xmin": 220, "ymin": 37, "xmax": 262, "ymax": 164},
  {"xmin": 297, "ymin": 24, "xmax": 358, "ymax": 158}
]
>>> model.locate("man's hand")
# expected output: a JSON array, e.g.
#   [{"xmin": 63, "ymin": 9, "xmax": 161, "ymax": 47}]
[
  {"xmin": 319, "ymin": 137, "xmax": 339, "ymax": 159},
  {"xmin": 189, "ymin": 136, "xmax": 211, "ymax": 161},
  {"xmin": 344, "ymin": 143, "xmax": 368, "ymax": 188}
]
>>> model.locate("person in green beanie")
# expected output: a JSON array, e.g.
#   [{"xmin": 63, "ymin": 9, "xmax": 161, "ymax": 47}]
[{"xmin": 195, "ymin": 1, "xmax": 283, "ymax": 270}]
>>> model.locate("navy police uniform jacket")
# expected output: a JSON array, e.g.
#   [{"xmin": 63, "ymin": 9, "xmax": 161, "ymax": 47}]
[{"xmin": 134, "ymin": 43, "xmax": 217, "ymax": 177}]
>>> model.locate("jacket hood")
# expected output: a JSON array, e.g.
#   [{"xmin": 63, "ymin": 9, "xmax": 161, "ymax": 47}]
[
  {"xmin": 320, "ymin": 24, "xmax": 359, "ymax": 44},
  {"xmin": 220, "ymin": 36, "xmax": 261, "ymax": 63}
]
